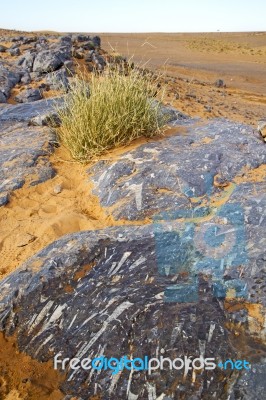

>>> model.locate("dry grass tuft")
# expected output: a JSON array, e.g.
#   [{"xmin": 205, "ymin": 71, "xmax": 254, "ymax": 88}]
[{"xmin": 56, "ymin": 64, "xmax": 167, "ymax": 161}]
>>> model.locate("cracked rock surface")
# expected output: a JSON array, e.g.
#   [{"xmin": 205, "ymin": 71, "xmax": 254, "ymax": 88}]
[
  {"xmin": 88, "ymin": 118, "xmax": 265, "ymax": 220},
  {"xmin": 0, "ymin": 116, "xmax": 265, "ymax": 399},
  {"xmin": 0, "ymin": 98, "xmax": 64, "ymax": 205}
]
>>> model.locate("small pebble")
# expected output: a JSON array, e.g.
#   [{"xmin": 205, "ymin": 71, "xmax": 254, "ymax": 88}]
[{"xmin": 53, "ymin": 184, "xmax": 62, "ymax": 194}]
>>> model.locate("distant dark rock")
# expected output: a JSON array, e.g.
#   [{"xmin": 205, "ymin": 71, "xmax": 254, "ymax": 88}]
[
  {"xmin": 92, "ymin": 35, "xmax": 101, "ymax": 48},
  {"xmin": 215, "ymin": 79, "xmax": 225, "ymax": 88},
  {"xmin": 59, "ymin": 36, "xmax": 72, "ymax": 45},
  {"xmin": 11, "ymin": 36, "xmax": 23, "ymax": 42},
  {"xmin": 0, "ymin": 45, "xmax": 7, "ymax": 52},
  {"xmin": 8, "ymin": 47, "xmax": 21, "ymax": 56},
  {"xmin": 15, "ymin": 87, "xmax": 42, "ymax": 103},
  {"xmin": 17, "ymin": 51, "xmax": 36, "ymax": 71},
  {"xmin": 32, "ymin": 48, "xmax": 70, "ymax": 73},
  {"xmin": 72, "ymin": 49, "xmax": 84, "ymax": 59},
  {"xmin": 22, "ymin": 36, "xmax": 37, "ymax": 45},
  {"xmin": 73, "ymin": 34, "xmax": 91, "ymax": 42},
  {"xmin": 80, "ymin": 41, "xmax": 95, "ymax": 51}
]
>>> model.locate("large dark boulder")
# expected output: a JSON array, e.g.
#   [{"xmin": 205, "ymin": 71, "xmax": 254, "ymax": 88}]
[
  {"xmin": 17, "ymin": 50, "xmax": 36, "ymax": 71},
  {"xmin": 32, "ymin": 47, "xmax": 71, "ymax": 73},
  {"xmin": 88, "ymin": 119, "xmax": 265, "ymax": 220},
  {"xmin": 46, "ymin": 68, "xmax": 69, "ymax": 90},
  {"xmin": 0, "ymin": 115, "xmax": 265, "ymax": 399}
]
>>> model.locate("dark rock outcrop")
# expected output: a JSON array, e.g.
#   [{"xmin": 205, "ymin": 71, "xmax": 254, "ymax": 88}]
[
  {"xmin": 88, "ymin": 119, "xmax": 265, "ymax": 220},
  {"xmin": 32, "ymin": 45, "xmax": 71, "ymax": 73},
  {"xmin": 0, "ymin": 96, "xmax": 64, "ymax": 122},
  {"xmin": 46, "ymin": 68, "xmax": 69, "ymax": 90},
  {"xmin": 0, "ymin": 97, "xmax": 64, "ymax": 202},
  {"xmin": 0, "ymin": 112, "xmax": 265, "ymax": 399},
  {"xmin": 15, "ymin": 87, "xmax": 42, "ymax": 103},
  {"xmin": 0, "ymin": 120, "xmax": 56, "ymax": 203},
  {"xmin": 0, "ymin": 62, "xmax": 21, "ymax": 101}
]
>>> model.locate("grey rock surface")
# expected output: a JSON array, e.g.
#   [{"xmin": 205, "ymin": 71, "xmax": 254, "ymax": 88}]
[
  {"xmin": 0, "ymin": 115, "xmax": 265, "ymax": 399},
  {"xmin": 0, "ymin": 202, "xmax": 265, "ymax": 399},
  {"xmin": 32, "ymin": 48, "xmax": 70, "ymax": 73},
  {"xmin": 0, "ymin": 91, "xmax": 7, "ymax": 103},
  {"xmin": 46, "ymin": 68, "xmax": 69, "ymax": 90},
  {"xmin": 88, "ymin": 119, "xmax": 265, "ymax": 221},
  {"xmin": 14, "ymin": 87, "xmax": 42, "ymax": 103},
  {"xmin": 0, "ymin": 120, "xmax": 56, "ymax": 199},
  {"xmin": 17, "ymin": 51, "xmax": 36, "ymax": 72},
  {"xmin": 8, "ymin": 47, "xmax": 21, "ymax": 57},
  {"xmin": 0, "ymin": 97, "xmax": 64, "ymax": 122},
  {"xmin": 0, "ymin": 62, "xmax": 21, "ymax": 100}
]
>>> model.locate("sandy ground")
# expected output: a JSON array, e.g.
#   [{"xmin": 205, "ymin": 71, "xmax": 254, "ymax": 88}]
[
  {"xmin": 0, "ymin": 30, "xmax": 266, "ymax": 399},
  {"xmin": 0, "ymin": 333, "xmax": 65, "ymax": 400},
  {"xmin": 99, "ymin": 32, "xmax": 266, "ymax": 126}
]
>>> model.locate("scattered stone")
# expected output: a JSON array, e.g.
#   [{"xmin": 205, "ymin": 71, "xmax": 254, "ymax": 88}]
[
  {"xmin": 46, "ymin": 69, "xmax": 69, "ymax": 90},
  {"xmin": 0, "ymin": 45, "xmax": 7, "ymax": 52},
  {"xmin": 258, "ymin": 119, "xmax": 266, "ymax": 142},
  {"xmin": 73, "ymin": 34, "xmax": 91, "ymax": 42},
  {"xmin": 17, "ymin": 51, "xmax": 36, "ymax": 71},
  {"xmin": 59, "ymin": 36, "xmax": 72, "ymax": 45},
  {"xmin": 32, "ymin": 49, "xmax": 69, "ymax": 73},
  {"xmin": 29, "ymin": 112, "xmax": 61, "ymax": 127},
  {"xmin": 215, "ymin": 79, "xmax": 225, "ymax": 88},
  {"xmin": 63, "ymin": 60, "xmax": 75, "ymax": 75},
  {"xmin": 0, "ymin": 63, "xmax": 21, "ymax": 99},
  {"xmin": 80, "ymin": 41, "xmax": 95, "ymax": 51},
  {"xmin": 8, "ymin": 47, "xmax": 21, "ymax": 56},
  {"xmin": 20, "ymin": 72, "xmax": 31, "ymax": 84},
  {"xmin": 22, "ymin": 36, "xmax": 37, "ymax": 45},
  {"xmin": 72, "ymin": 49, "xmax": 84, "ymax": 59},
  {"xmin": 29, "ymin": 71, "xmax": 42, "ymax": 81},
  {"xmin": 53, "ymin": 184, "xmax": 62, "ymax": 194},
  {"xmin": 15, "ymin": 88, "xmax": 42, "ymax": 103}
]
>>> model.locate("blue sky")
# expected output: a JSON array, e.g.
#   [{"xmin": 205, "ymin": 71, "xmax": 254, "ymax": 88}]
[{"xmin": 0, "ymin": 0, "xmax": 265, "ymax": 32}]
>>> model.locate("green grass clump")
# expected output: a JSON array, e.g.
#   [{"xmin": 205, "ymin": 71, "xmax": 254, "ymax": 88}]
[{"xmin": 56, "ymin": 66, "xmax": 166, "ymax": 161}]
